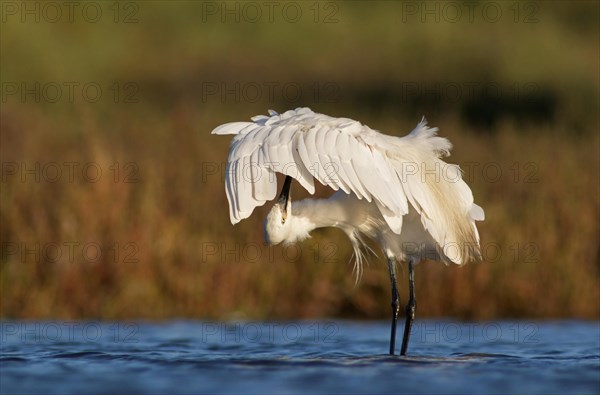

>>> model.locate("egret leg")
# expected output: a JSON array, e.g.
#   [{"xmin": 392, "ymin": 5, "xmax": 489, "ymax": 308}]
[
  {"xmin": 400, "ymin": 259, "xmax": 416, "ymax": 356},
  {"xmin": 387, "ymin": 256, "xmax": 400, "ymax": 355}
]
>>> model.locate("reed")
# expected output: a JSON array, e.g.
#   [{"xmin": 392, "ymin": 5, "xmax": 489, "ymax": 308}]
[
  {"xmin": 1, "ymin": 1, "xmax": 598, "ymax": 320},
  {"xmin": 1, "ymin": 105, "xmax": 598, "ymax": 320}
]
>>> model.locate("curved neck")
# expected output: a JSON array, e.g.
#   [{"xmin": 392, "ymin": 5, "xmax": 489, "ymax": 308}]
[{"xmin": 291, "ymin": 197, "xmax": 344, "ymax": 229}]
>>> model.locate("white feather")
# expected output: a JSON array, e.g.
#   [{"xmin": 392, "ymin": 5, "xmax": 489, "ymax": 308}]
[{"xmin": 212, "ymin": 107, "xmax": 484, "ymax": 266}]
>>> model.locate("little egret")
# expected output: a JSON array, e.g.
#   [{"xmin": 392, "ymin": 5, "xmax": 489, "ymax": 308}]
[{"xmin": 212, "ymin": 107, "xmax": 484, "ymax": 355}]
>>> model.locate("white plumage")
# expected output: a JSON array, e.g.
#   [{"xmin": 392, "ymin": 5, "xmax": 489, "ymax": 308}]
[
  {"xmin": 212, "ymin": 107, "xmax": 485, "ymax": 355},
  {"xmin": 212, "ymin": 107, "xmax": 484, "ymax": 267}
]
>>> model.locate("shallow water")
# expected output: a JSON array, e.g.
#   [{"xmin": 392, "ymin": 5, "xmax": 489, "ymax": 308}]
[{"xmin": 1, "ymin": 320, "xmax": 598, "ymax": 394}]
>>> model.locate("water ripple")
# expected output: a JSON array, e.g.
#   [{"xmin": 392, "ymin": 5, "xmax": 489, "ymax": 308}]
[{"xmin": 1, "ymin": 320, "xmax": 598, "ymax": 395}]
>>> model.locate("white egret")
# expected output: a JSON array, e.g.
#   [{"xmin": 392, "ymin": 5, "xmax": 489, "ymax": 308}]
[{"xmin": 212, "ymin": 107, "xmax": 484, "ymax": 355}]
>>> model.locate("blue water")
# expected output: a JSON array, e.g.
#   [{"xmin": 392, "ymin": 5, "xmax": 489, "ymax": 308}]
[{"xmin": 1, "ymin": 320, "xmax": 598, "ymax": 395}]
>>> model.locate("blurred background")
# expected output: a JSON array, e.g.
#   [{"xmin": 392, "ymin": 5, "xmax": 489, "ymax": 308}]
[{"xmin": 1, "ymin": 1, "xmax": 598, "ymax": 321}]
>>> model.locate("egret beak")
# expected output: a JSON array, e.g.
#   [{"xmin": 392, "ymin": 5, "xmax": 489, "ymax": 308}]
[{"xmin": 278, "ymin": 176, "xmax": 292, "ymax": 220}]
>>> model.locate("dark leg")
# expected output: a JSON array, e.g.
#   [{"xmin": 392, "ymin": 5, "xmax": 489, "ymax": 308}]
[
  {"xmin": 387, "ymin": 256, "xmax": 400, "ymax": 355},
  {"xmin": 400, "ymin": 259, "xmax": 416, "ymax": 356}
]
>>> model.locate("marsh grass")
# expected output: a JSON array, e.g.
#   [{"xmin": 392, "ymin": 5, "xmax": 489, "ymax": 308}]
[
  {"xmin": 1, "ymin": 103, "xmax": 598, "ymax": 320},
  {"xmin": 1, "ymin": 1, "xmax": 598, "ymax": 319}
]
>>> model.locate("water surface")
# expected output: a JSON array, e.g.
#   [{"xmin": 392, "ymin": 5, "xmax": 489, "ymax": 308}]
[{"xmin": 1, "ymin": 320, "xmax": 598, "ymax": 394}]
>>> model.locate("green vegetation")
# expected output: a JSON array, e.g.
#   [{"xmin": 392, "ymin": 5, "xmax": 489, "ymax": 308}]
[{"xmin": 1, "ymin": 1, "xmax": 598, "ymax": 320}]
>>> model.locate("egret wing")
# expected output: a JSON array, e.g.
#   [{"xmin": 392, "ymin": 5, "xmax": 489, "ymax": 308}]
[
  {"xmin": 212, "ymin": 108, "xmax": 484, "ymax": 265},
  {"xmin": 212, "ymin": 108, "xmax": 411, "ymax": 229}
]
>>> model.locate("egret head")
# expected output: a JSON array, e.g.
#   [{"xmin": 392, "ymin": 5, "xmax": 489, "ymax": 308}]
[{"xmin": 264, "ymin": 176, "xmax": 293, "ymax": 245}]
